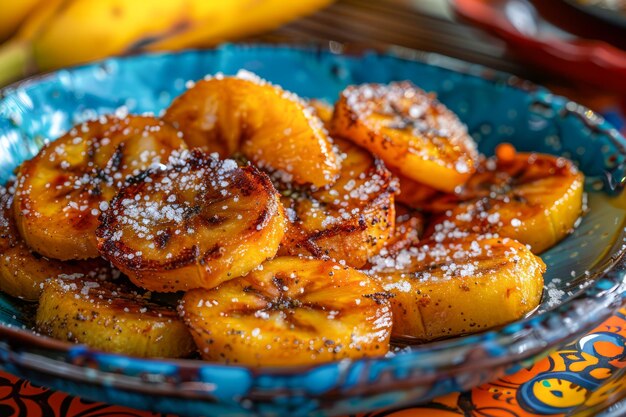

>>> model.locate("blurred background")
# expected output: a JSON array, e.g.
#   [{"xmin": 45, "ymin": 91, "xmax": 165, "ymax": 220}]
[{"xmin": 1, "ymin": 0, "xmax": 625, "ymax": 131}]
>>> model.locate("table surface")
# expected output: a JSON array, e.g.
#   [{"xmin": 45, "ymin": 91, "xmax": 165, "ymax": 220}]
[{"xmin": 2, "ymin": 0, "xmax": 626, "ymax": 416}]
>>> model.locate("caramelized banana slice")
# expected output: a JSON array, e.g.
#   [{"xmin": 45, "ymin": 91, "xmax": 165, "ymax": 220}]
[
  {"xmin": 0, "ymin": 183, "xmax": 111, "ymax": 301},
  {"xmin": 277, "ymin": 138, "xmax": 396, "ymax": 268},
  {"xmin": 331, "ymin": 82, "xmax": 478, "ymax": 192},
  {"xmin": 13, "ymin": 115, "xmax": 186, "ymax": 260},
  {"xmin": 97, "ymin": 150, "xmax": 285, "ymax": 292},
  {"xmin": 163, "ymin": 71, "xmax": 340, "ymax": 187},
  {"xmin": 37, "ymin": 276, "xmax": 196, "ymax": 358},
  {"xmin": 428, "ymin": 147, "xmax": 584, "ymax": 253},
  {"xmin": 181, "ymin": 256, "xmax": 392, "ymax": 366},
  {"xmin": 370, "ymin": 235, "xmax": 545, "ymax": 341}
]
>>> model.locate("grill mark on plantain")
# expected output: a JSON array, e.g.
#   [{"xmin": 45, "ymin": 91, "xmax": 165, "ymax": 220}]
[
  {"xmin": 310, "ymin": 222, "xmax": 364, "ymax": 241},
  {"xmin": 155, "ymin": 229, "xmax": 171, "ymax": 249},
  {"xmin": 202, "ymin": 245, "xmax": 224, "ymax": 262},
  {"xmin": 182, "ymin": 205, "xmax": 202, "ymax": 221},
  {"xmin": 108, "ymin": 143, "xmax": 125, "ymax": 173},
  {"xmin": 68, "ymin": 210, "xmax": 98, "ymax": 231},
  {"xmin": 251, "ymin": 207, "xmax": 272, "ymax": 233},
  {"xmin": 198, "ymin": 213, "xmax": 227, "ymax": 226},
  {"xmin": 362, "ymin": 291, "xmax": 395, "ymax": 305}
]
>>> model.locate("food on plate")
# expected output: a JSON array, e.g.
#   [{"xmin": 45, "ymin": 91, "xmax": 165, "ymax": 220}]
[
  {"xmin": 181, "ymin": 256, "xmax": 392, "ymax": 366},
  {"xmin": 163, "ymin": 71, "xmax": 340, "ymax": 188},
  {"xmin": 37, "ymin": 275, "xmax": 195, "ymax": 358},
  {"xmin": 370, "ymin": 235, "xmax": 545, "ymax": 341},
  {"xmin": 0, "ymin": 71, "xmax": 581, "ymax": 365},
  {"xmin": 277, "ymin": 138, "xmax": 396, "ymax": 268},
  {"xmin": 331, "ymin": 81, "xmax": 479, "ymax": 192},
  {"xmin": 426, "ymin": 145, "xmax": 585, "ymax": 253},
  {"xmin": 13, "ymin": 115, "xmax": 186, "ymax": 260},
  {"xmin": 96, "ymin": 149, "xmax": 285, "ymax": 292},
  {"xmin": 0, "ymin": 183, "xmax": 111, "ymax": 301}
]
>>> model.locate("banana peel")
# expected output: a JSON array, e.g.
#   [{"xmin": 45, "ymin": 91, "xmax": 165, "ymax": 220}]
[{"xmin": 0, "ymin": 0, "xmax": 332, "ymax": 86}]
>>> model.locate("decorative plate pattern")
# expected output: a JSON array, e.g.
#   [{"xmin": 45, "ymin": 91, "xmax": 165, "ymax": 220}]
[
  {"xmin": 0, "ymin": 44, "xmax": 625, "ymax": 417},
  {"xmin": 1, "ymin": 308, "xmax": 625, "ymax": 416}
]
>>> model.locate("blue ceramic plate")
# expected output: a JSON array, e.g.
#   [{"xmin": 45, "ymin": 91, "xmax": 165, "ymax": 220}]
[{"xmin": 0, "ymin": 44, "xmax": 625, "ymax": 417}]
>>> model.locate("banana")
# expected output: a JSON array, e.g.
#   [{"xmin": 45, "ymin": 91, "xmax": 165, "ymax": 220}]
[
  {"xmin": 13, "ymin": 115, "xmax": 186, "ymax": 260},
  {"xmin": 277, "ymin": 138, "xmax": 396, "ymax": 268},
  {"xmin": 0, "ymin": 0, "xmax": 43, "ymax": 42},
  {"xmin": 427, "ymin": 145, "xmax": 585, "ymax": 253},
  {"xmin": 36, "ymin": 275, "xmax": 196, "ymax": 358},
  {"xmin": 0, "ymin": 0, "xmax": 332, "ymax": 86},
  {"xmin": 331, "ymin": 82, "xmax": 479, "ymax": 193},
  {"xmin": 0, "ymin": 183, "xmax": 111, "ymax": 301},
  {"xmin": 0, "ymin": 0, "xmax": 66, "ymax": 85},
  {"xmin": 146, "ymin": 1, "xmax": 334, "ymax": 51},
  {"xmin": 96, "ymin": 149, "xmax": 285, "ymax": 292},
  {"xmin": 181, "ymin": 256, "xmax": 393, "ymax": 367},
  {"xmin": 369, "ymin": 234, "xmax": 545, "ymax": 341},
  {"xmin": 164, "ymin": 71, "xmax": 340, "ymax": 188}
]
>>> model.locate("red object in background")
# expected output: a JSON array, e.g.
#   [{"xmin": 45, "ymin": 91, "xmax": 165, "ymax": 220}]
[{"xmin": 451, "ymin": 0, "xmax": 626, "ymax": 96}]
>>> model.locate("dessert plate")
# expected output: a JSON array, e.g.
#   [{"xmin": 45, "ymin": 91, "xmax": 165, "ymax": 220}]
[{"xmin": 0, "ymin": 44, "xmax": 625, "ymax": 417}]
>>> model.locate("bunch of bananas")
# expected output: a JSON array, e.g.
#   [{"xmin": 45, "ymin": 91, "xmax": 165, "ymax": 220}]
[{"xmin": 0, "ymin": 0, "xmax": 332, "ymax": 86}]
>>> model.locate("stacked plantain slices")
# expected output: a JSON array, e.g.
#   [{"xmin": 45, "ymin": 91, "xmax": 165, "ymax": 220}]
[{"xmin": 2, "ymin": 71, "xmax": 584, "ymax": 366}]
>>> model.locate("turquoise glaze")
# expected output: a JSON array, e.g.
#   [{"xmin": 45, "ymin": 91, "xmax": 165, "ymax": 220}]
[{"xmin": 0, "ymin": 44, "xmax": 625, "ymax": 417}]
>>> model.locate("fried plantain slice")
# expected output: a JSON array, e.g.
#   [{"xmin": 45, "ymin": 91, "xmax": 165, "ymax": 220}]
[
  {"xmin": 331, "ymin": 81, "xmax": 478, "ymax": 192},
  {"xmin": 0, "ymin": 182, "xmax": 111, "ymax": 300},
  {"xmin": 13, "ymin": 115, "xmax": 186, "ymax": 260},
  {"xmin": 370, "ymin": 234, "xmax": 545, "ymax": 341},
  {"xmin": 164, "ymin": 71, "xmax": 340, "ymax": 188},
  {"xmin": 277, "ymin": 138, "xmax": 396, "ymax": 268},
  {"xmin": 427, "ymin": 147, "xmax": 584, "ymax": 253},
  {"xmin": 37, "ymin": 276, "xmax": 196, "ymax": 358},
  {"xmin": 181, "ymin": 256, "xmax": 393, "ymax": 366},
  {"xmin": 97, "ymin": 150, "xmax": 285, "ymax": 292}
]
